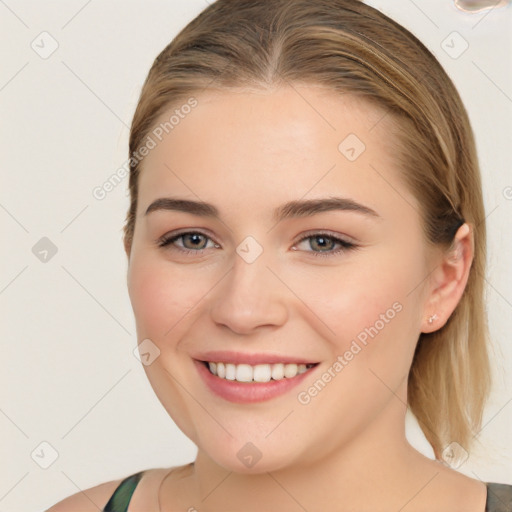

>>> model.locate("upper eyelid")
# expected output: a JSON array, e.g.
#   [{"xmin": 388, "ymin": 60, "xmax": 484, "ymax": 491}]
[
  {"xmin": 159, "ymin": 229, "xmax": 218, "ymax": 244},
  {"xmin": 295, "ymin": 229, "xmax": 355, "ymax": 244}
]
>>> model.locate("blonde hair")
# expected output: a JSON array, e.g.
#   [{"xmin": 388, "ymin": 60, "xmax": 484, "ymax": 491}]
[{"xmin": 124, "ymin": 0, "xmax": 491, "ymax": 459}]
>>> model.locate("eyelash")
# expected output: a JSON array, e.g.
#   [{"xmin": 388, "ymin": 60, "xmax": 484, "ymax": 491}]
[{"xmin": 157, "ymin": 230, "xmax": 357, "ymax": 258}]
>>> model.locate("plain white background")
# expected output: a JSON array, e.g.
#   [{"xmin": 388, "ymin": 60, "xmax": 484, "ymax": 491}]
[{"xmin": 0, "ymin": 1, "xmax": 511, "ymax": 510}]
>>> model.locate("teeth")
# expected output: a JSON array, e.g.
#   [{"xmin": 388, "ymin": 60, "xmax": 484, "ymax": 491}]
[
  {"xmin": 297, "ymin": 364, "xmax": 307, "ymax": 374},
  {"xmin": 236, "ymin": 364, "xmax": 253, "ymax": 382},
  {"xmin": 271, "ymin": 363, "xmax": 284, "ymax": 380},
  {"xmin": 253, "ymin": 364, "xmax": 271, "ymax": 382},
  {"xmin": 284, "ymin": 363, "xmax": 297, "ymax": 378},
  {"xmin": 225, "ymin": 363, "xmax": 236, "ymax": 380},
  {"xmin": 206, "ymin": 361, "xmax": 315, "ymax": 382}
]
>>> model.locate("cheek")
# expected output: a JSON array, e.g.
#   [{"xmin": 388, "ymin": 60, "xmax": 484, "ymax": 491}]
[
  {"xmin": 291, "ymin": 250, "xmax": 425, "ymax": 425},
  {"xmin": 301, "ymin": 247, "xmax": 422, "ymax": 321},
  {"xmin": 336, "ymin": 247, "xmax": 425, "ymax": 376},
  {"xmin": 291, "ymin": 245, "xmax": 425, "ymax": 364},
  {"xmin": 127, "ymin": 256, "xmax": 208, "ymax": 341}
]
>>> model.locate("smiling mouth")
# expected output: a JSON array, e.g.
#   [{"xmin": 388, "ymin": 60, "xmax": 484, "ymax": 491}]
[{"xmin": 201, "ymin": 361, "xmax": 318, "ymax": 383}]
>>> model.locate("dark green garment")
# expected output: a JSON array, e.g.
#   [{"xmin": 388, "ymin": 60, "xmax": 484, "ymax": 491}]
[
  {"xmin": 486, "ymin": 483, "xmax": 512, "ymax": 512},
  {"xmin": 102, "ymin": 471, "xmax": 512, "ymax": 511},
  {"xmin": 102, "ymin": 471, "xmax": 144, "ymax": 512}
]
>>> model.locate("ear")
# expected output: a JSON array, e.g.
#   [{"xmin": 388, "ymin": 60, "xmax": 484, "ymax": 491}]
[{"xmin": 421, "ymin": 223, "xmax": 474, "ymax": 333}]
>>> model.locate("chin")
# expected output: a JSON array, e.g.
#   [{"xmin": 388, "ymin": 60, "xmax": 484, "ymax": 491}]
[{"xmin": 199, "ymin": 441, "xmax": 298, "ymax": 475}]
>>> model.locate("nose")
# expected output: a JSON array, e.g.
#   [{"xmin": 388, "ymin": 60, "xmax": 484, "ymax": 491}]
[{"xmin": 209, "ymin": 249, "xmax": 288, "ymax": 335}]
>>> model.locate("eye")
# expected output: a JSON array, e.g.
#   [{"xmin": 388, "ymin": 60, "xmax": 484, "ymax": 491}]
[
  {"xmin": 157, "ymin": 230, "xmax": 357, "ymax": 259},
  {"xmin": 293, "ymin": 231, "xmax": 357, "ymax": 258},
  {"xmin": 157, "ymin": 231, "xmax": 219, "ymax": 256}
]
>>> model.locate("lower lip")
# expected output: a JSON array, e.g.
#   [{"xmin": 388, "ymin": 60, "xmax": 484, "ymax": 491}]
[{"xmin": 195, "ymin": 360, "xmax": 316, "ymax": 404}]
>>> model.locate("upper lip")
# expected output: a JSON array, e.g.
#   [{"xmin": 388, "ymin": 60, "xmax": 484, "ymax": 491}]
[{"xmin": 194, "ymin": 351, "xmax": 318, "ymax": 365}]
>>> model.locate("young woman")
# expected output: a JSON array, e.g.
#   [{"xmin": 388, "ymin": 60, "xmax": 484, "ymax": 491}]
[{"xmin": 48, "ymin": 0, "xmax": 512, "ymax": 510}]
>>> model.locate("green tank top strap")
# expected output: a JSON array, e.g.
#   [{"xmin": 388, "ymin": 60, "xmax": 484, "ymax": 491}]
[
  {"xmin": 102, "ymin": 471, "xmax": 145, "ymax": 512},
  {"xmin": 485, "ymin": 482, "xmax": 512, "ymax": 512}
]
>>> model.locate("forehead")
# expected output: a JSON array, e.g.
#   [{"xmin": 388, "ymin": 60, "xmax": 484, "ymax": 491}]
[{"xmin": 137, "ymin": 85, "xmax": 419, "ymax": 220}]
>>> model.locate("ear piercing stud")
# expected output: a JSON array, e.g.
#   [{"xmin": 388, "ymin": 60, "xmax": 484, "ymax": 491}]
[{"xmin": 428, "ymin": 313, "xmax": 438, "ymax": 325}]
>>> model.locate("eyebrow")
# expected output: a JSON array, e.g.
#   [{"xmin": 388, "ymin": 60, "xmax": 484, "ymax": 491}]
[{"xmin": 144, "ymin": 196, "xmax": 381, "ymax": 222}]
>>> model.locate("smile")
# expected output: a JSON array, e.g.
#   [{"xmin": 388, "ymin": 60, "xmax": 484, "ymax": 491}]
[
  {"xmin": 205, "ymin": 361, "xmax": 316, "ymax": 382},
  {"xmin": 195, "ymin": 357, "xmax": 319, "ymax": 404}
]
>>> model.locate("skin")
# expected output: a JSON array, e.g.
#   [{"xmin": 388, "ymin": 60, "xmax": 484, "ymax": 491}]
[{"xmin": 117, "ymin": 85, "xmax": 486, "ymax": 511}]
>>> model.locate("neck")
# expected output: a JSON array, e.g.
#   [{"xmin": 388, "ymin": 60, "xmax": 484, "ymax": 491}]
[{"xmin": 167, "ymin": 397, "xmax": 439, "ymax": 511}]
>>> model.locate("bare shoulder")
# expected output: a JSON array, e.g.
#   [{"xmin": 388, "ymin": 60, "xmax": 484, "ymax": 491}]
[
  {"xmin": 45, "ymin": 476, "xmax": 125, "ymax": 512},
  {"xmin": 422, "ymin": 460, "xmax": 488, "ymax": 510}
]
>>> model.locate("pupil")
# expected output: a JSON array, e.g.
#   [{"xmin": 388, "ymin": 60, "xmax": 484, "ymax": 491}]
[
  {"xmin": 187, "ymin": 234, "xmax": 203, "ymax": 247},
  {"xmin": 314, "ymin": 236, "xmax": 331, "ymax": 251}
]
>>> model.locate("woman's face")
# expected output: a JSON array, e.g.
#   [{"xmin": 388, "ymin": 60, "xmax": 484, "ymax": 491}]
[{"xmin": 126, "ymin": 85, "xmax": 436, "ymax": 472}]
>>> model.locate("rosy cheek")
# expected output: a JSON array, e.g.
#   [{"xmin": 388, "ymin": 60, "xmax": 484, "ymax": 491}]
[
  {"xmin": 128, "ymin": 263, "xmax": 168, "ymax": 332},
  {"xmin": 321, "ymin": 257, "xmax": 418, "ymax": 348},
  {"xmin": 128, "ymin": 261, "xmax": 205, "ymax": 341}
]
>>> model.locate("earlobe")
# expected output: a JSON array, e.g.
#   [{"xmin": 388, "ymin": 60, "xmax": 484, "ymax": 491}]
[
  {"xmin": 427, "ymin": 313, "xmax": 438, "ymax": 325},
  {"xmin": 421, "ymin": 223, "xmax": 474, "ymax": 333}
]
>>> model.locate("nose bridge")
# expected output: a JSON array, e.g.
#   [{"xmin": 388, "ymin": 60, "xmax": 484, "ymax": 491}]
[{"xmin": 210, "ymin": 235, "xmax": 288, "ymax": 333}]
